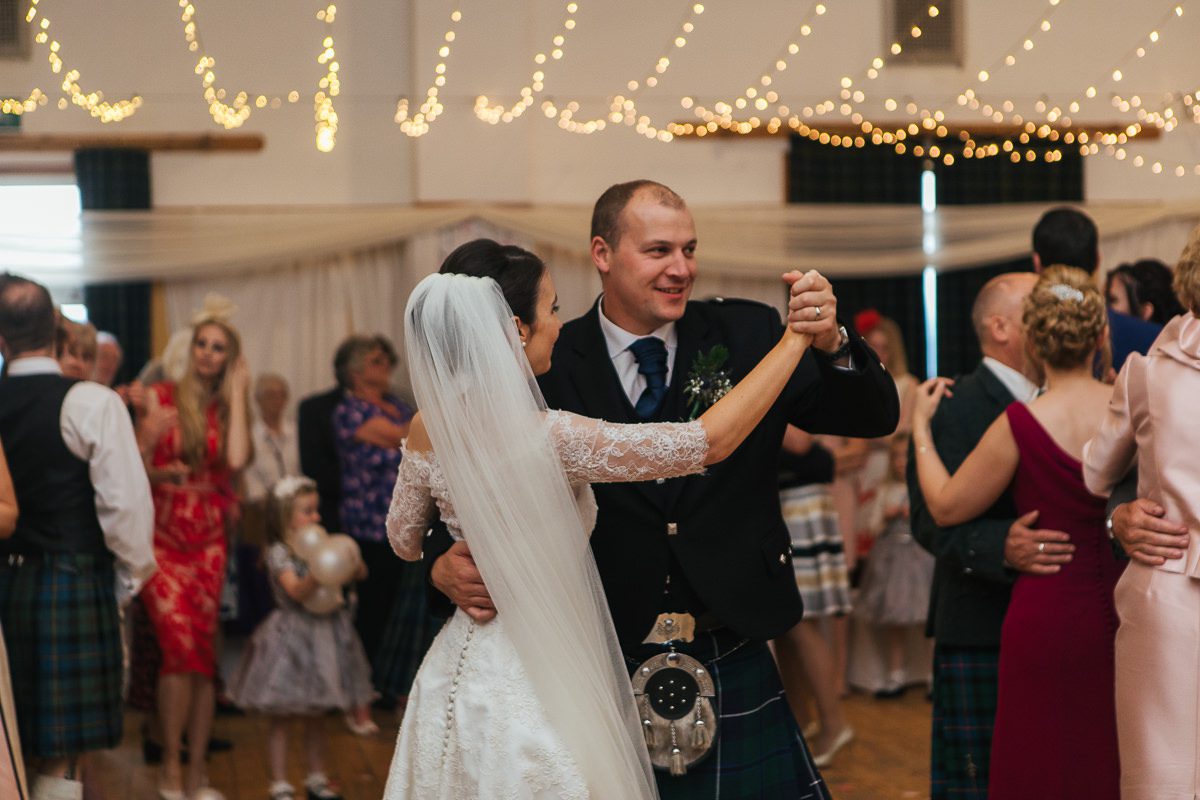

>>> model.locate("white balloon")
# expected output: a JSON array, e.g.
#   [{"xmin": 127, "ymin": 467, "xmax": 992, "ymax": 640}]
[
  {"xmin": 328, "ymin": 533, "xmax": 361, "ymax": 568},
  {"xmin": 309, "ymin": 538, "xmax": 357, "ymax": 587},
  {"xmin": 291, "ymin": 523, "xmax": 328, "ymax": 560},
  {"xmin": 302, "ymin": 584, "xmax": 345, "ymax": 615}
]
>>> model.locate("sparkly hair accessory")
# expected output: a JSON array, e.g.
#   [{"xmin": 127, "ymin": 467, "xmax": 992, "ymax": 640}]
[
  {"xmin": 272, "ymin": 475, "xmax": 316, "ymax": 501},
  {"xmin": 1048, "ymin": 284, "xmax": 1085, "ymax": 303},
  {"xmin": 191, "ymin": 293, "xmax": 238, "ymax": 327}
]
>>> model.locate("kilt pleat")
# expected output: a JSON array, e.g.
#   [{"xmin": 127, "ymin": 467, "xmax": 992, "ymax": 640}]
[
  {"xmin": 0, "ymin": 553, "xmax": 123, "ymax": 759},
  {"xmin": 630, "ymin": 632, "xmax": 831, "ymax": 800},
  {"xmin": 930, "ymin": 644, "xmax": 1001, "ymax": 800}
]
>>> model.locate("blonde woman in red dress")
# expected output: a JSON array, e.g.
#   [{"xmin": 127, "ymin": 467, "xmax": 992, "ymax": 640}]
[{"xmin": 138, "ymin": 298, "xmax": 252, "ymax": 800}]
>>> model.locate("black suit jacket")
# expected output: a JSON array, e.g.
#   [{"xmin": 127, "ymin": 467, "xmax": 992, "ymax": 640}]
[
  {"xmin": 907, "ymin": 362, "xmax": 1018, "ymax": 648},
  {"xmin": 298, "ymin": 386, "xmax": 343, "ymax": 532}
]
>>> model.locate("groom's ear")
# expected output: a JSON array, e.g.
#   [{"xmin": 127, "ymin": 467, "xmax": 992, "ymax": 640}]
[{"xmin": 591, "ymin": 235, "xmax": 612, "ymax": 276}]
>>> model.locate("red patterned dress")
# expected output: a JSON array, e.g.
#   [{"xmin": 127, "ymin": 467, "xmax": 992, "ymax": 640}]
[{"xmin": 141, "ymin": 383, "xmax": 235, "ymax": 677}]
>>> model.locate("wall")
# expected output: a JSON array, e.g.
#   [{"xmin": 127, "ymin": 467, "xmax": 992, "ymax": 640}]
[{"xmin": 4, "ymin": 0, "xmax": 1200, "ymax": 206}]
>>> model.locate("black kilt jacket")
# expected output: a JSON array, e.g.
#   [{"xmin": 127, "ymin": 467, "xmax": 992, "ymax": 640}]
[{"xmin": 428, "ymin": 297, "xmax": 899, "ymax": 652}]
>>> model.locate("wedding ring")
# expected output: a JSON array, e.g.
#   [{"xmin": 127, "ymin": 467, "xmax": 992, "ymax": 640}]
[
  {"xmin": 813, "ymin": 305, "xmax": 822, "ymax": 319},
  {"xmin": 1037, "ymin": 542, "xmax": 1045, "ymax": 553}
]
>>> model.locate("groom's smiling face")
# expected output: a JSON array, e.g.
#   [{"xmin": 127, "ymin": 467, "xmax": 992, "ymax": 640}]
[{"xmin": 595, "ymin": 191, "xmax": 698, "ymax": 336}]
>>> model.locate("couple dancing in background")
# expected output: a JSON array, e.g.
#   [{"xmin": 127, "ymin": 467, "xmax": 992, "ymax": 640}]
[{"xmin": 382, "ymin": 181, "xmax": 899, "ymax": 798}]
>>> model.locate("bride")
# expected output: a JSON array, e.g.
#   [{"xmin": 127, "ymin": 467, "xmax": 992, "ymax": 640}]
[{"xmin": 384, "ymin": 240, "xmax": 812, "ymax": 799}]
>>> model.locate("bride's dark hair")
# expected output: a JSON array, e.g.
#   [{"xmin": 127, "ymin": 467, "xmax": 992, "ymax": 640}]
[{"xmin": 439, "ymin": 239, "xmax": 547, "ymax": 326}]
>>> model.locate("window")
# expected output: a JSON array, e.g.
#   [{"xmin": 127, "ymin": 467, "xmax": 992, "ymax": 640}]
[
  {"xmin": 888, "ymin": 0, "xmax": 962, "ymax": 66},
  {"xmin": 0, "ymin": 0, "xmax": 29, "ymax": 59}
]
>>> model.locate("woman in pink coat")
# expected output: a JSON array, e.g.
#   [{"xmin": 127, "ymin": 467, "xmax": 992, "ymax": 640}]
[{"xmin": 1083, "ymin": 227, "xmax": 1200, "ymax": 800}]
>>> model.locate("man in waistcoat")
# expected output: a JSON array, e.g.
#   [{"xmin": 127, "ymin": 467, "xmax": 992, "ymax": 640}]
[{"xmin": 0, "ymin": 274, "xmax": 156, "ymax": 800}]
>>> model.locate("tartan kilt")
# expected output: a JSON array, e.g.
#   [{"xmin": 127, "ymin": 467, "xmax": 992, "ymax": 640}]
[
  {"xmin": 628, "ymin": 632, "xmax": 831, "ymax": 800},
  {"xmin": 930, "ymin": 644, "xmax": 1001, "ymax": 800},
  {"xmin": 372, "ymin": 558, "xmax": 438, "ymax": 699},
  {"xmin": 0, "ymin": 553, "xmax": 123, "ymax": 759}
]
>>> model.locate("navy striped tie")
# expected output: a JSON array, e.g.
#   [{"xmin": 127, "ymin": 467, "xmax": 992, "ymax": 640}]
[{"xmin": 628, "ymin": 337, "xmax": 669, "ymax": 420}]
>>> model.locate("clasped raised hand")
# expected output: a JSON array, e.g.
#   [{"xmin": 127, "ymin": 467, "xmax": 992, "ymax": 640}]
[{"xmin": 785, "ymin": 269, "xmax": 840, "ymax": 352}]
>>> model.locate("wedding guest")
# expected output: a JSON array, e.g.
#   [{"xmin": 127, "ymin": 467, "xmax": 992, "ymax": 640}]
[
  {"xmin": 855, "ymin": 432, "xmax": 933, "ymax": 699},
  {"xmin": 55, "ymin": 315, "xmax": 97, "ymax": 381},
  {"xmin": 913, "ymin": 266, "xmax": 1122, "ymax": 800},
  {"xmin": 1032, "ymin": 206, "xmax": 1159, "ymax": 371},
  {"xmin": 93, "ymin": 331, "xmax": 124, "ymax": 387},
  {"xmin": 909, "ymin": 271, "xmax": 1071, "ymax": 800},
  {"xmin": 298, "ymin": 340, "xmax": 358, "ymax": 537},
  {"xmin": 1106, "ymin": 258, "xmax": 1185, "ymax": 326},
  {"xmin": 137, "ymin": 297, "xmax": 251, "ymax": 799},
  {"xmin": 771, "ymin": 425, "xmax": 854, "ymax": 767},
  {"xmin": 1083, "ymin": 225, "xmax": 1200, "ymax": 799},
  {"xmin": 0, "ymin": 274, "xmax": 156, "ymax": 800},
  {"xmin": 332, "ymin": 335, "xmax": 418, "ymax": 686},
  {"xmin": 0, "ymin": 440, "xmax": 26, "ymax": 800},
  {"xmin": 244, "ymin": 373, "xmax": 300, "ymax": 507},
  {"xmin": 429, "ymin": 183, "xmax": 900, "ymax": 799}
]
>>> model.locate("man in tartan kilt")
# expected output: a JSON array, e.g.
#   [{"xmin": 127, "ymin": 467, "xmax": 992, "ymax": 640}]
[
  {"xmin": 0, "ymin": 274, "xmax": 156, "ymax": 800},
  {"xmin": 427, "ymin": 181, "xmax": 899, "ymax": 798},
  {"xmin": 908, "ymin": 272, "xmax": 1073, "ymax": 799}
]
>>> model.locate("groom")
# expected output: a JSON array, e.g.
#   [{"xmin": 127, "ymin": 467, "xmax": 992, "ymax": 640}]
[{"xmin": 429, "ymin": 180, "xmax": 898, "ymax": 798}]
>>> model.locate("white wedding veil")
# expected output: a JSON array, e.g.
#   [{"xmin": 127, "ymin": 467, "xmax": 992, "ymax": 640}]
[{"xmin": 404, "ymin": 273, "xmax": 658, "ymax": 799}]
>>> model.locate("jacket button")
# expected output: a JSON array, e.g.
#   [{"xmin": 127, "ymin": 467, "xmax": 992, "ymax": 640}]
[
  {"xmin": 779, "ymin": 553, "xmax": 787, "ymax": 565},
  {"xmin": 656, "ymin": 478, "xmax": 666, "ymax": 484},
  {"xmin": 667, "ymin": 523, "xmax": 678, "ymax": 536}
]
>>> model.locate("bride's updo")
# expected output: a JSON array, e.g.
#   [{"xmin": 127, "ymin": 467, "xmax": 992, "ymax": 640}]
[
  {"xmin": 1022, "ymin": 265, "xmax": 1107, "ymax": 370},
  {"xmin": 439, "ymin": 239, "xmax": 547, "ymax": 327}
]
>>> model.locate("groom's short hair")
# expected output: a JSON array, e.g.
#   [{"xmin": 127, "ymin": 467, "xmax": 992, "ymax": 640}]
[{"xmin": 591, "ymin": 180, "xmax": 686, "ymax": 248}]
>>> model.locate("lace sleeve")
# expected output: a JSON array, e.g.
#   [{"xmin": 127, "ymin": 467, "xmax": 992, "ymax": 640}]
[
  {"xmin": 548, "ymin": 410, "xmax": 709, "ymax": 485},
  {"xmin": 386, "ymin": 448, "xmax": 436, "ymax": 561}
]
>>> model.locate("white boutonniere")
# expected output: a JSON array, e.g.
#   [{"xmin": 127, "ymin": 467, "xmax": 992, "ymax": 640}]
[{"xmin": 683, "ymin": 345, "xmax": 732, "ymax": 420}]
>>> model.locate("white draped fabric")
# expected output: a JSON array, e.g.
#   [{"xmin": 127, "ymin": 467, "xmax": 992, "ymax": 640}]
[{"xmin": 6, "ymin": 200, "xmax": 1198, "ymax": 397}]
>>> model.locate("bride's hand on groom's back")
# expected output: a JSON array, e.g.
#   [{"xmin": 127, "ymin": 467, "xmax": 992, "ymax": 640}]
[{"xmin": 432, "ymin": 540, "xmax": 497, "ymax": 622}]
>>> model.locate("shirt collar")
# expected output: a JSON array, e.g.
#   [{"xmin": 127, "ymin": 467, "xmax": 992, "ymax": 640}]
[
  {"xmin": 5, "ymin": 356, "xmax": 63, "ymax": 377},
  {"xmin": 597, "ymin": 295, "xmax": 677, "ymax": 360},
  {"xmin": 982, "ymin": 356, "xmax": 1039, "ymax": 403}
]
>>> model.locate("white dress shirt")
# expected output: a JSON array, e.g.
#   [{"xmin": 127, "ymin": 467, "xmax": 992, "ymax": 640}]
[
  {"xmin": 982, "ymin": 356, "xmax": 1039, "ymax": 404},
  {"xmin": 597, "ymin": 297, "xmax": 680, "ymax": 408},
  {"xmin": 243, "ymin": 418, "xmax": 300, "ymax": 503},
  {"xmin": 7, "ymin": 357, "xmax": 156, "ymax": 603}
]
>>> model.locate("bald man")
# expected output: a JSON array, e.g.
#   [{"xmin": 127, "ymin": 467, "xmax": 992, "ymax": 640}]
[{"xmin": 908, "ymin": 272, "xmax": 1073, "ymax": 800}]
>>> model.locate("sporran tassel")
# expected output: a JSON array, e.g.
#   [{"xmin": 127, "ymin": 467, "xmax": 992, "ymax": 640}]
[
  {"xmin": 643, "ymin": 719, "xmax": 656, "ymax": 748},
  {"xmin": 669, "ymin": 747, "xmax": 687, "ymax": 777},
  {"xmin": 692, "ymin": 718, "xmax": 709, "ymax": 748}
]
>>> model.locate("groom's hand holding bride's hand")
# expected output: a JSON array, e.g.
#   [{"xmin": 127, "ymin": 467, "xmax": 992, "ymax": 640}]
[
  {"xmin": 432, "ymin": 540, "xmax": 496, "ymax": 622},
  {"xmin": 785, "ymin": 269, "xmax": 840, "ymax": 352}
]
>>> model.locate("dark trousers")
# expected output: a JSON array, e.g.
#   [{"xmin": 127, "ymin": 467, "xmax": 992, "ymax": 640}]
[{"xmin": 353, "ymin": 539, "xmax": 405, "ymax": 690}]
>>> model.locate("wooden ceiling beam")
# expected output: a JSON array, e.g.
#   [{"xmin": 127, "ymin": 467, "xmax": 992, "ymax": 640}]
[{"xmin": 0, "ymin": 133, "xmax": 265, "ymax": 152}]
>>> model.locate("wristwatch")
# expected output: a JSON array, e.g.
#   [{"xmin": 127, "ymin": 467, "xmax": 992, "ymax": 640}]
[{"xmin": 821, "ymin": 325, "xmax": 853, "ymax": 361}]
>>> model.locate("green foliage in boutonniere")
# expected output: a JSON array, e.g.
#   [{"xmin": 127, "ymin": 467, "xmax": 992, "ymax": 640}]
[{"xmin": 683, "ymin": 345, "xmax": 733, "ymax": 420}]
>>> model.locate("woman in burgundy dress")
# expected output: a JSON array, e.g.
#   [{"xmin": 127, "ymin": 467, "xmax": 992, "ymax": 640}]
[{"xmin": 911, "ymin": 266, "xmax": 1122, "ymax": 800}]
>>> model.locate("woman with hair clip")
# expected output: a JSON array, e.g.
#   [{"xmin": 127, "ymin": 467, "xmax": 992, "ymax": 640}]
[
  {"xmin": 911, "ymin": 266, "xmax": 1122, "ymax": 800},
  {"xmin": 137, "ymin": 296, "xmax": 252, "ymax": 800},
  {"xmin": 382, "ymin": 239, "xmax": 817, "ymax": 799}
]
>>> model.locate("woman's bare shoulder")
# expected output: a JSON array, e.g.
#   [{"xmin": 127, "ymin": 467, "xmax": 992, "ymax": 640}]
[{"xmin": 406, "ymin": 412, "xmax": 433, "ymax": 453}]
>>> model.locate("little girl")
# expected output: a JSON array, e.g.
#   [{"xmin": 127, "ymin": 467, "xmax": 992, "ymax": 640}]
[
  {"xmin": 227, "ymin": 476, "xmax": 375, "ymax": 800},
  {"xmin": 853, "ymin": 433, "xmax": 935, "ymax": 699}
]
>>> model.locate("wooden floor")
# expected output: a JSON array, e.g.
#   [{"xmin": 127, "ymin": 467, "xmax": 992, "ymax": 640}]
[{"xmin": 92, "ymin": 690, "xmax": 931, "ymax": 800}]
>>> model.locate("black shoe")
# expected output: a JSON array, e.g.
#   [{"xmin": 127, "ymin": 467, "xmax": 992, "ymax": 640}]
[
  {"xmin": 142, "ymin": 736, "xmax": 164, "ymax": 765},
  {"xmin": 207, "ymin": 736, "xmax": 233, "ymax": 753},
  {"xmin": 370, "ymin": 695, "xmax": 398, "ymax": 712}
]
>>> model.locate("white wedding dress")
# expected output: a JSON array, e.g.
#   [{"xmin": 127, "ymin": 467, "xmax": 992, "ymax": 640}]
[{"xmin": 383, "ymin": 410, "xmax": 708, "ymax": 799}]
